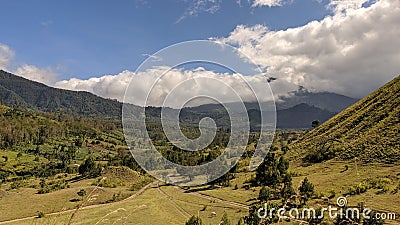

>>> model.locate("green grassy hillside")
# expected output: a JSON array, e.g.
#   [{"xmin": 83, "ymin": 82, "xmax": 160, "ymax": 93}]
[{"xmin": 291, "ymin": 75, "xmax": 399, "ymax": 164}]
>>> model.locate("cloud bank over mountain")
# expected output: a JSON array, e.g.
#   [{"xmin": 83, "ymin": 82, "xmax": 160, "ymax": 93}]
[{"xmin": 55, "ymin": 67, "xmax": 278, "ymax": 107}]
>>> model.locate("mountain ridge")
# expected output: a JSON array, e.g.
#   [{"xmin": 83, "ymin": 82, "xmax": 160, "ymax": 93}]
[
  {"xmin": 0, "ymin": 70, "xmax": 122, "ymax": 119},
  {"xmin": 0, "ymin": 70, "xmax": 355, "ymax": 129}
]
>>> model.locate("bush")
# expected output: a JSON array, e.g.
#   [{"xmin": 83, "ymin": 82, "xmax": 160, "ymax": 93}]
[
  {"xmin": 99, "ymin": 177, "xmax": 124, "ymax": 188},
  {"xmin": 77, "ymin": 189, "xmax": 86, "ymax": 197},
  {"xmin": 9, "ymin": 180, "xmax": 25, "ymax": 190},
  {"xmin": 130, "ymin": 176, "xmax": 153, "ymax": 191},
  {"xmin": 185, "ymin": 215, "xmax": 203, "ymax": 225},
  {"xmin": 348, "ymin": 182, "xmax": 370, "ymax": 195},
  {"xmin": 69, "ymin": 198, "xmax": 80, "ymax": 202},
  {"xmin": 38, "ymin": 179, "xmax": 67, "ymax": 194},
  {"xmin": 37, "ymin": 211, "xmax": 45, "ymax": 218}
]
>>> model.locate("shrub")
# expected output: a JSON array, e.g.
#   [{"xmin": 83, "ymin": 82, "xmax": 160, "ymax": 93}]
[
  {"xmin": 69, "ymin": 198, "xmax": 80, "ymax": 202},
  {"xmin": 37, "ymin": 211, "xmax": 45, "ymax": 218},
  {"xmin": 77, "ymin": 189, "xmax": 86, "ymax": 197},
  {"xmin": 99, "ymin": 177, "xmax": 124, "ymax": 188},
  {"xmin": 185, "ymin": 215, "xmax": 203, "ymax": 225}
]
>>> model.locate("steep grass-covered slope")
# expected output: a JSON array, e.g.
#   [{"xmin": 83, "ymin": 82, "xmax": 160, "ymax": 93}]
[{"xmin": 291, "ymin": 76, "xmax": 399, "ymax": 164}]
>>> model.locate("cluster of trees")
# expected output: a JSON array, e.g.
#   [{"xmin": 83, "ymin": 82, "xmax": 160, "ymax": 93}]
[
  {"xmin": 0, "ymin": 106, "xmax": 129, "ymax": 182},
  {"xmin": 254, "ymin": 152, "xmax": 297, "ymax": 200},
  {"xmin": 241, "ymin": 150, "xmax": 317, "ymax": 225},
  {"xmin": 0, "ymin": 108, "xmax": 65, "ymax": 148},
  {"xmin": 0, "ymin": 107, "xmax": 123, "ymax": 149},
  {"xmin": 78, "ymin": 158, "xmax": 102, "ymax": 178}
]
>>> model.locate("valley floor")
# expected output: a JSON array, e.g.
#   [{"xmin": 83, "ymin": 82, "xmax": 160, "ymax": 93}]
[{"xmin": 1, "ymin": 160, "xmax": 399, "ymax": 225}]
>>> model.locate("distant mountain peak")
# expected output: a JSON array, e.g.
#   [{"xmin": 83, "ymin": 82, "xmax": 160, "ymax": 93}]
[{"xmin": 277, "ymin": 88, "xmax": 359, "ymax": 112}]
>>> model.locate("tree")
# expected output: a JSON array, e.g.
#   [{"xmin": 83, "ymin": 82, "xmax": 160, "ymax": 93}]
[
  {"xmin": 277, "ymin": 156, "xmax": 289, "ymax": 179},
  {"xmin": 185, "ymin": 215, "xmax": 203, "ymax": 225},
  {"xmin": 258, "ymin": 186, "xmax": 270, "ymax": 203},
  {"xmin": 280, "ymin": 174, "xmax": 295, "ymax": 200},
  {"xmin": 79, "ymin": 158, "xmax": 101, "ymax": 178},
  {"xmin": 312, "ymin": 120, "xmax": 320, "ymax": 128},
  {"xmin": 299, "ymin": 177, "xmax": 314, "ymax": 204},
  {"xmin": 255, "ymin": 153, "xmax": 279, "ymax": 187}
]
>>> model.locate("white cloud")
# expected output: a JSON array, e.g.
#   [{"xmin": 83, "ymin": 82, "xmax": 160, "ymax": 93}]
[
  {"xmin": 252, "ymin": 0, "xmax": 284, "ymax": 7},
  {"xmin": 40, "ymin": 20, "xmax": 53, "ymax": 27},
  {"xmin": 0, "ymin": 44, "xmax": 15, "ymax": 69},
  {"xmin": 177, "ymin": 0, "xmax": 222, "ymax": 23},
  {"xmin": 55, "ymin": 70, "xmax": 133, "ymax": 102},
  {"xmin": 55, "ymin": 67, "xmax": 274, "ymax": 107},
  {"xmin": 218, "ymin": 0, "xmax": 400, "ymax": 98},
  {"xmin": 328, "ymin": 0, "xmax": 372, "ymax": 14},
  {"xmin": 14, "ymin": 64, "xmax": 57, "ymax": 85},
  {"xmin": 0, "ymin": 43, "xmax": 58, "ymax": 85}
]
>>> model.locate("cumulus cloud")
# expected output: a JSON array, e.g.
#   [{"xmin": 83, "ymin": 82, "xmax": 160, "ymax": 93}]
[
  {"xmin": 14, "ymin": 64, "xmax": 57, "ymax": 85},
  {"xmin": 55, "ymin": 70, "xmax": 134, "ymax": 101},
  {"xmin": 328, "ymin": 0, "xmax": 372, "ymax": 14},
  {"xmin": 252, "ymin": 0, "xmax": 284, "ymax": 7},
  {"xmin": 218, "ymin": 0, "xmax": 400, "ymax": 98},
  {"xmin": 0, "ymin": 44, "xmax": 15, "ymax": 69},
  {"xmin": 0, "ymin": 43, "xmax": 58, "ymax": 85},
  {"xmin": 55, "ymin": 67, "xmax": 274, "ymax": 107}
]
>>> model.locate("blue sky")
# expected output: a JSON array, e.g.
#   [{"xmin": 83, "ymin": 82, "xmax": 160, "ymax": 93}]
[
  {"xmin": 1, "ymin": 0, "xmax": 399, "ymax": 105},
  {"xmin": 0, "ymin": 0, "xmax": 331, "ymax": 80}
]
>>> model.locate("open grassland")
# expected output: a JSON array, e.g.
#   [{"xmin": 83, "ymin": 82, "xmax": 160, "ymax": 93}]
[
  {"xmin": 1, "ymin": 157, "xmax": 399, "ymax": 225},
  {"xmin": 3, "ymin": 183, "xmax": 247, "ymax": 225},
  {"xmin": 0, "ymin": 166, "xmax": 152, "ymax": 222},
  {"xmin": 3, "ymin": 160, "xmax": 398, "ymax": 225},
  {"xmin": 290, "ymin": 160, "xmax": 400, "ymax": 214}
]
